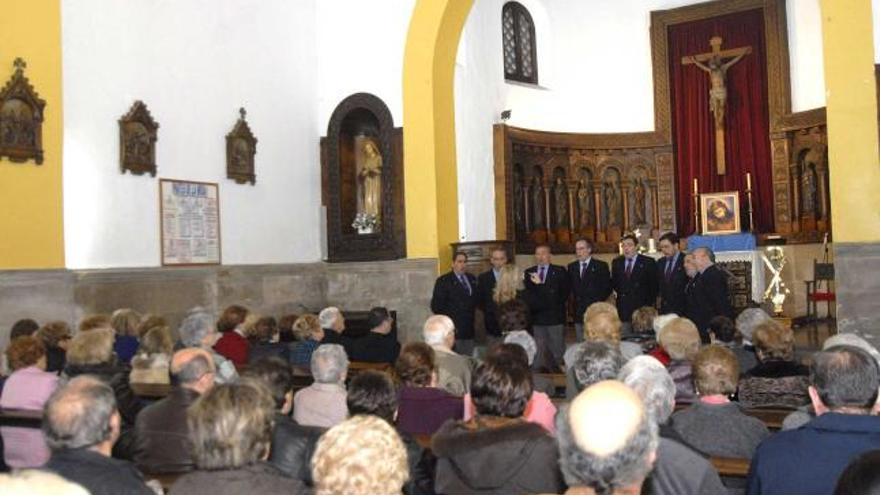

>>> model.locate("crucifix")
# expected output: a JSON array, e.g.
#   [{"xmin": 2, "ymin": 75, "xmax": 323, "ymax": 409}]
[{"xmin": 682, "ymin": 36, "xmax": 751, "ymax": 175}]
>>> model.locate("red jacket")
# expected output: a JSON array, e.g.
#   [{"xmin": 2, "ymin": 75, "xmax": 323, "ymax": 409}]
[{"xmin": 213, "ymin": 331, "xmax": 250, "ymax": 369}]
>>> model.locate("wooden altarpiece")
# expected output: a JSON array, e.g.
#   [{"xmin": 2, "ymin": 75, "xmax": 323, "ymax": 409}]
[
  {"xmin": 0, "ymin": 58, "xmax": 45, "ymax": 165},
  {"xmin": 320, "ymin": 93, "xmax": 406, "ymax": 262}
]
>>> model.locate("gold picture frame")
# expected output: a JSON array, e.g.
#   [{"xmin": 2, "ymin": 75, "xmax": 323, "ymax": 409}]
[{"xmin": 700, "ymin": 191, "xmax": 741, "ymax": 235}]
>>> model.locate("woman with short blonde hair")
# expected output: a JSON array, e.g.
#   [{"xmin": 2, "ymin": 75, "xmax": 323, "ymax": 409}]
[
  {"xmin": 739, "ymin": 321, "xmax": 809, "ymax": 408},
  {"xmin": 66, "ymin": 328, "xmax": 115, "ymax": 366},
  {"xmin": 130, "ymin": 326, "xmax": 174, "ymax": 384},
  {"xmin": 585, "ymin": 311, "xmax": 643, "ymax": 361},
  {"xmin": 658, "ymin": 317, "xmax": 701, "ymax": 404},
  {"xmin": 583, "ymin": 301, "xmax": 618, "ymax": 326},
  {"xmin": 289, "ymin": 314, "xmax": 324, "ymax": 368},
  {"xmin": 492, "ymin": 264, "xmax": 522, "ymax": 306},
  {"xmin": 312, "ymin": 415, "xmax": 409, "ymax": 495},
  {"xmin": 111, "ymin": 308, "xmax": 142, "ymax": 364}
]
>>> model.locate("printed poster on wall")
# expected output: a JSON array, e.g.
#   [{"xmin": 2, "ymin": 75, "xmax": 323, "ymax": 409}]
[{"xmin": 160, "ymin": 179, "xmax": 221, "ymax": 265}]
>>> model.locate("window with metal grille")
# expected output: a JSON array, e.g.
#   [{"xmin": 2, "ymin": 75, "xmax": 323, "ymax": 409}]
[{"xmin": 502, "ymin": 2, "xmax": 538, "ymax": 84}]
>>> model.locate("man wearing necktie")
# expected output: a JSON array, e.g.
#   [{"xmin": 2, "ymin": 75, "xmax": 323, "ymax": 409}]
[
  {"xmin": 523, "ymin": 244, "xmax": 569, "ymax": 366},
  {"xmin": 431, "ymin": 251, "xmax": 478, "ymax": 356},
  {"xmin": 477, "ymin": 247, "xmax": 509, "ymax": 345},
  {"xmin": 611, "ymin": 233, "xmax": 657, "ymax": 324},
  {"xmin": 656, "ymin": 232, "xmax": 688, "ymax": 316},
  {"xmin": 685, "ymin": 247, "xmax": 733, "ymax": 343},
  {"xmin": 567, "ymin": 238, "xmax": 611, "ymax": 342}
]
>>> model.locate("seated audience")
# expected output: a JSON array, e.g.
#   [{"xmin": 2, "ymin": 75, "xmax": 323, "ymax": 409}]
[
  {"xmin": 566, "ymin": 340, "xmax": 624, "ymax": 399},
  {"xmin": 564, "ymin": 302, "xmax": 621, "ymax": 369},
  {"xmin": 433, "ymin": 358, "xmax": 564, "ymax": 494},
  {"xmin": 629, "ymin": 306, "xmax": 659, "ymax": 342},
  {"xmin": 347, "ymin": 370, "xmax": 435, "ymax": 495},
  {"xmin": 0, "ymin": 336, "xmax": 58, "ymax": 467},
  {"xmin": 247, "ymin": 315, "xmax": 291, "ymax": 363},
  {"xmin": 178, "ymin": 309, "xmax": 238, "ymax": 384},
  {"xmin": 344, "ymin": 306, "xmax": 401, "ymax": 364},
  {"xmin": 289, "ymin": 314, "xmax": 323, "ymax": 368},
  {"xmin": 658, "ymin": 317, "xmax": 701, "ymax": 404},
  {"xmin": 111, "ymin": 308, "xmax": 142, "ymax": 364},
  {"xmin": 62, "ymin": 328, "xmax": 142, "ymax": 459},
  {"xmin": 169, "ymin": 381, "xmax": 306, "ymax": 495},
  {"xmin": 134, "ymin": 348, "xmax": 215, "ymax": 474},
  {"xmin": 463, "ymin": 343, "xmax": 558, "ymax": 433},
  {"xmin": 9, "ymin": 319, "xmax": 39, "ymax": 340},
  {"xmin": 245, "ymin": 357, "xmax": 323, "ymax": 486},
  {"xmin": 646, "ymin": 313, "xmax": 679, "ymax": 366},
  {"xmin": 395, "ymin": 342, "xmax": 463, "ymax": 436},
  {"xmin": 312, "ymin": 415, "xmax": 409, "ymax": 495},
  {"xmin": 35, "ymin": 321, "xmax": 72, "ymax": 373},
  {"xmin": 556, "ymin": 381, "xmax": 658, "ymax": 495},
  {"xmin": 618, "ymin": 356, "xmax": 727, "ymax": 494},
  {"xmin": 212, "ymin": 304, "xmax": 251, "ymax": 369},
  {"xmin": 136, "ymin": 314, "xmax": 167, "ymax": 339},
  {"xmin": 747, "ymin": 346, "xmax": 880, "ymax": 495},
  {"xmin": 498, "ymin": 299, "xmax": 557, "ymax": 373},
  {"xmin": 293, "ymin": 344, "xmax": 348, "ymax": 427},
  {"xmin": 671, "ymin": 345, "xmax": 769, "ymax": 459},
  {"xmin": 43, "ymin": 376, "xmax": 153, "ymax": 495},
  {"xmin": 318, "ymin": 306, "xmax": 347, "ymax": 345},
  {"xmin": 423, "ymin": 314, "xmax": 472, "ymax": 395},
  {"xmin": 78, "ymin": 314, "xmax": 112, "ymax": 332},
  {"xmin": 739, "ymin": 320, "xmax": 809, "ymax": 408},
  {"xmin": 586, "ymin": 310, "xmax": 642, "ymax": 361},
  {"xmin": 277, "ymin": 313, "xmax": 299, "ymax": 343},
  {"xmin": 0, "ymin": 469, "xmax": 90, "ymax": 495},
  {"xmin": 130, "ymin": 325, "xmax": 173, "ymax": 384},
  {"xmin": 834, "ymin": 450, "xmax": 880, "ymax": 495},
  {"xmin": 734, "ymin": 307, "xmax": 771, "ymax": 372},
  {"xmin": 504, "ymin": 330, "xmax": 554, "ymax": 395}
]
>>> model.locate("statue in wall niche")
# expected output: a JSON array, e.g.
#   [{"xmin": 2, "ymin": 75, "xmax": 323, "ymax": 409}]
[
  {"xmin": 604, "ymin": 180, "xmax": 622, "ymax": 227},
  {"xmin": 531, "ymin": 176, "xmax": 544, "ymax": 228},
  {"xmin": 554, "ymin": 176, "xmax": 568, "ymax": 228},
  {"xmin": 632, "ymin": 178, "xmax": 647, "ymax": 225},
  {"xmin": 354, "ymin": 138, "xmax": 383, "ymax": 233},
  {"xmin": 577, "ymin": 179, "xmax": 592, "ymax": 228},
  {"xmin": 513, "ymin": 171, "xmax": 525, "ymax": 230},
  {"xmin": 801, "ymin": 164, "xmax": 818, "ymax": 217}
]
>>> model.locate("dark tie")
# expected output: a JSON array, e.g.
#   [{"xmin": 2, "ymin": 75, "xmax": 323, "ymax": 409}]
[
  {"xmin": 665, "ymin": 257, "xmax": 674, "ymax": 280},
  {"xmin": 580, "ymin": 262, "xmax": 587, "ymax": 279},
  {"xmin": 625, "ymin": 259, "xmax": 634, "ymax": 278},
  {"xmin": 458, "ymin": 274, "xmax": 472, "ymax": 295},
  {"xmin": 539, "ymin": 266, "xmax": 546, "ymax": 283}
]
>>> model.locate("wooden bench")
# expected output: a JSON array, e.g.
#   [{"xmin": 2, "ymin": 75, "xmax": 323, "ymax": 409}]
[
  {"xmin": 536, "ymin": 373, "xmax": 566, "ymax": 389},
  {"xmin": 143, "ymin": 471, "xmax": 184, "ymax": 492},
  {"xmin": 131, "ymin": 382, "xmax": 172, "ymax": 399},
  {"xmin": 710, "ymin": 456, "xmax": 750, "ymax": 477},
  {"xmin": 742, "ymin": 407, "xmax": 791, "ymax": 430},
  {"xmin": 0, "ymin": 408, "xmax": 43, "ymax": 429},
  {"xmin": 348, "ymin": 361, "xmax": 392, "ymax": 374}
]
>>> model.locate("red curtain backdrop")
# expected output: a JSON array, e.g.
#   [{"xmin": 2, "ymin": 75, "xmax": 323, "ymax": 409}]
[{"xmin": 669, "ymin": 9, "xmax": 773, "ymax": 234}]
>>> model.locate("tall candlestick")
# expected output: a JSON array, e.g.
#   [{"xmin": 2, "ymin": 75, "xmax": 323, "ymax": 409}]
[
  {"xmin": 693, "ymin": 178, "xmax": 699, "ymax": 195},
  {"xmin": 746, "ymin": 172, "xmax": 752, "ymax": 190}
]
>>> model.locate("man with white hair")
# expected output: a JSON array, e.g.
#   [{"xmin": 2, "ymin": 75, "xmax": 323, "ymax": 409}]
[
  {"xmin": 318, "ymin": 306, "xmax": 347, "ymax": 346},
  {"xmin": 423, "ymin": 315, "xmax": 472, "ymax": 395},
  {"xmin": 618, "ymin": 356, "xmax": 727, "ymax": 495},
  {"xmin": 556, "ymin": 380, "xmax": 658, "ymax": 495},
  {"xmin": 178, "ymin": 309, "xmax": 237, "ymax": 384},
  {"xmin": 685, "ymin": 247, "xmax": 732, "ymax": 343},
  {"xmin": 293, "ymin": 344, "xmax": 349, "ymax": 427}
]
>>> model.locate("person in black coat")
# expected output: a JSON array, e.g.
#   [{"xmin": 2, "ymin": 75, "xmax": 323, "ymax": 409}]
[
  {"xmin": 476, "ymin": 247, "xmax": 509, "ymax": 343},
  {"xmin": 656, "ymin": 232, "xmax": 689, "ymax": 316},
  {"xmin": 567, "ymin": 238, "xmax": 611, "ymax": 342},
  {"xmin": 523, "ymin": 244, "xmax": 569, "ymax": 366},
  {"xmin": 342, "ymin": 307, "xmax": 401, "ymax": 364},
  {"xmin": 431, "ymin": 251, "xmax": 478, "ymax": 356},
  {"xmin": 611, "ymin": 234, "xmax": 658, "ymax": 324},
  {"xmin": 686, "ymin": 247, "xmax": 733, "ymax": 342}
]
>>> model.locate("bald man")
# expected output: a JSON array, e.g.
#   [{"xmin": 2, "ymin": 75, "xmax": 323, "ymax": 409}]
[
  {"xmin": 557, "ymin": 381, "xmax": 658, "ymax": 495},
  {"xmin": 133, "ymin": 348, "xmax": 216, "ymax": 474}
]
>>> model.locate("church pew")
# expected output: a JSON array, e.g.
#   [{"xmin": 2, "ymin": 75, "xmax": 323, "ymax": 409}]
[
  {"xmin": 0, "ymin": 408, "xmax": 43, "ymax": 429},
  {"xmin": 348, "ymin": 361, "xmax": 392, "ymax": 374},
  {"xmin": 742, "ymin": 407, "xmax": 791, "ymax": 430},
  {"xmin": 131, "ymin": 382, "xmax": 172, "ymax": 399},
  {"xmin": 710, "ymin": 457, "xmax": 750, "ymax": 477}
]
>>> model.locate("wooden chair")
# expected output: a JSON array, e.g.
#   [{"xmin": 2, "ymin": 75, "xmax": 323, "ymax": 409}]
[{"xmin": 805, "ymin": 259, "xmax": 835, "ymax": 320}]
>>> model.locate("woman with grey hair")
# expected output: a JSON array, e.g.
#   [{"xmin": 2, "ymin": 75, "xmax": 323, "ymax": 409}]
[
  {"xmin": 179, "ymin": 310, "xmax": 238, "ymax": 385},
  {"xmin": 734, "ymin": 308, "xmax": 771, "ymax": 371},
  {"xmin": 168, "ymin": 381, "xmax": 307, "ymax": 495},
  {"xmin": 293, "ymin": 344, "xmax": 349, "ymax": 428},
  {"xmin": 504, "ymin": 330, "xmax": 554, "ymax": 395}
]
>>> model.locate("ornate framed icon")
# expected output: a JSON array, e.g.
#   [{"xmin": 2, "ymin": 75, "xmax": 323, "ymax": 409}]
[
  {"xmin": 0, "ymin": 58, "xmax": 46, "ymax": 164},
  {"xmin": 225, "ymin": 107, "xmax": 257, "ymax": 185},
  {"xmin": 119, "ymin": 100, "xmax": 159, "ymax": 177},
  {"xmin": 701, "ymin": 191, "xmax": 741, "ymax": 235}
]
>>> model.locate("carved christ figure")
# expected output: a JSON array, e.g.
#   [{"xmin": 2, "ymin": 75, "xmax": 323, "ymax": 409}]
[{"xmin": 357, "ymin": 139, "xmax": 383, "ymax": 221}]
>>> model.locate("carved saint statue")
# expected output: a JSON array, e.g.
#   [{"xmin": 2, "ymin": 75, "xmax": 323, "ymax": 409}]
[
  {"xmin": 554, "ymin": 177, "xmax": 568, "ymax": 228},
  {"xmin": 801, "ymin": 165, "xmax": 817, "ymax": 217},
  {"xmin": 632, "ymin": 179, "xmax": 647, "ymax": 225},
  {"xmin": 531, "ymin": 177, "xmax": 544, "ymax": 228},
  {"xmin": 513, "ymin": 170, "xmax": 524, "ymax": 231},
  {"xmin": 577, "ymin": 179, "xmax": 592, "ymax": 229},
  {"xmin": 357, "ymin": 139, "xmax": 383, "ymax": 221},
  {"xmin": 604, "ymin": 181, "xmax": 621, "ymax": 227}
]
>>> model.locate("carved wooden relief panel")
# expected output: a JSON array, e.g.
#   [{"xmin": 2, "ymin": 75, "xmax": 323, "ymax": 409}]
[
  {"xmin": 226, "ymin": 108, "xmax": 257, "ymax": 185},
  {"xmin": 0, "ymin": 58, "xmax": 45, "ymax": 164},
  {"xmin": 119, "ymin": 100, "xmax": 158, "ymax": 177}
]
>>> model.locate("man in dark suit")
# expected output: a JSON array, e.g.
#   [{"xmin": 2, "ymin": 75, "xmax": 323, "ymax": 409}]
[
  {"xmin": 686, "ymin": 247, "xmax": 733, "ymax": 343},
  {"xmin": 611, "ymin": 233, "xmax": 657, "ymax": 324},
  {"xmin": 431, "ymin": 251, "xmax": 478, "ymax": 356},
  {"xmin": 342, "ymin": 307, "xmax": 401, "ymax": 364},
  {"xmin": 656, "ymin": 232, "xmax": 688, "ymax": 316},
  {"xmin": 567, "ymin": 238, "xmax": 611, "ymax": 342},
  {"xmin": 476, "ymin": 247, "xmax": 508, "ymax": 345},
  {"xmin": 523, "ymin": 244, "xmax": 569, "ymax": 365}
]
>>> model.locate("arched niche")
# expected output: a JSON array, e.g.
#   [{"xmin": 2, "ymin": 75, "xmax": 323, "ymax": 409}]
[{"xmin": 321, "ymin": 93, "xmax": 405, "ymax": 262}]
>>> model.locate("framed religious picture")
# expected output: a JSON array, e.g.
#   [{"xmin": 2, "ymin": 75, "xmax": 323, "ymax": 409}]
[
  {"xmin": 159, "ymin": 179, "xmax": 221, "ymax": 266},
  {"xmin": 700, "ymin": 191, "xmax": 741, "ymax": 235}
]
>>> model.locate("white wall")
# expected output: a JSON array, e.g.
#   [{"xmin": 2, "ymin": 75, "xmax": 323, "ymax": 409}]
[
  {"xmin": 62, "ymin": 0, "xmax": 320, "ymax": 268},
  {"xmin": 454, "ymin": 0, "xmax": 835, "ymax": 241}
]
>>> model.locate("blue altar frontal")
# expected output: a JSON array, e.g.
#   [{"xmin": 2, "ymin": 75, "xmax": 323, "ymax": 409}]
[{"xmin": 686, "ymin": 233, "xmax": 756, "ymax": 252}]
